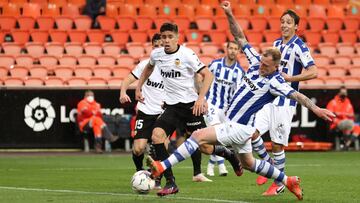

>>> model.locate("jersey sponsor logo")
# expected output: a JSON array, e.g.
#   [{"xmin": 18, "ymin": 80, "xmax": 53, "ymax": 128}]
[
  {"xmin": 215, "ymin": 78, "xmax": 233, "ymax": 86},
  {"xmin": 24, "ymin": 97, "xmax": 55, "ymax": 132},
  {"xmin": 280, "ymin": 60, "xmax": 288, "ymax": 67},
  {"xmin": 243, "ymin": 75, "xmax": 259, "ymax": 91},
  {"xmin": 186, "ymin": 121, "xmax": 202, "ymax": 126},
  {"xmin": 146, "ymin": 78, "xmax": 164, "ymax": 89},
  {"xmin": 160, "ymin": 69, "xmax": 181, "ymax": 78}
]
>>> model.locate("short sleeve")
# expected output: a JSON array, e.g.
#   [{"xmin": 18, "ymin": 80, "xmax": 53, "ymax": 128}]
[
  {"xmin": 296, "ymin": 44, "xmax": 315, "ymax": 69},
  {"xmin": 187, "ymin": 50, "xmax": 205, "ymax": 73},
  {"xmin": 131, "ymin": 59, "xmax": 148, "ymax": 79},
  {"xmin": 242, "ymin": 43, "xmax": 261, "ymax": 66},
  {"xmin": 149, "ymin": 50, "xmax": 156, "ymax": 66},
  {"xmin": 269, "ymin": 75, "xmax": 296, "ymax": 97}
]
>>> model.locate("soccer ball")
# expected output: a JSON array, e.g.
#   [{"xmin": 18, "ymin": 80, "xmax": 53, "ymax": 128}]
[{"xmin": 131, "ymin": 170, "xmax": 155, "ymax": 194}]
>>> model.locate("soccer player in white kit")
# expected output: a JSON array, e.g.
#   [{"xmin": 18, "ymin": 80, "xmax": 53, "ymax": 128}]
[
  {"xmin": 147, "ymin": 43, "xmax": 334, "ymax": 200},
  {"xmin": 135, "ymin": 22, "xmax": 215, "ymax": 196},
  {"xmin": 205, "ymin": 41, "xmax": 245, "ymax": 177},
  {"xmin": 221, "ymin": 1, "xmax": 319, "ymax": 196},
  {"xmin": 120, "ymin": 33, "xmax": 164, "ymax": 188}
]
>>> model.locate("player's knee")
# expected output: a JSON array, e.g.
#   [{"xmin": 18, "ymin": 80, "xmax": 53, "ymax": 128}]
[
  {"xmin": 199, "ymin": 144, "xmax": 213, "ymax": 155},
  {"xmin": 132, "ymin": 145, "xmax": 145, "ymax": 156},
  {"xmin": 240, "ymin": 157, "xmax": 254, "ymax": 170},
  {"xmin": 190, "ymin": 129, "xmax": 205, "ymax": 144},
  {"xmin": 151, "ymin": 128, "xmax": 167, "ymax": 144}
]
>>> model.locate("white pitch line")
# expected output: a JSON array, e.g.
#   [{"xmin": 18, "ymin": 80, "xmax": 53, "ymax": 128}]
[{"xmin": 0, "ymin": 186, "xmax": 249, "ymax": 203}]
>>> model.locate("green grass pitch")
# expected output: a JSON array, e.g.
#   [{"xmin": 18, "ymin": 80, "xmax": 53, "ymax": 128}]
[{"xmin": 0, "ymin": 152, "xmax": 359, "ymax": 203}]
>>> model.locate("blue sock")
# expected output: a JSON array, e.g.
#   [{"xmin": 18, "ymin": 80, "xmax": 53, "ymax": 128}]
[{"xmin": 252, "ymin": 137, "xmax": 273, "ymax": 164}]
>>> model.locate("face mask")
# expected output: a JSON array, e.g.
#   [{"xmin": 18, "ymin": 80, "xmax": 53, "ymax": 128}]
[
  {"xmin": 339, "ymin": 94, "xmax": 346, "ymax": 100},
  {"xmin": 86, "ymin": 96, "xmax": 94, "ymax": 102}
]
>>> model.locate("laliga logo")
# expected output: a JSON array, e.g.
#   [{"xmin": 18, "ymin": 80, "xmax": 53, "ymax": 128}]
[{"xmin": 24, "ymin": 97, "xmax": 56, "ymax": 132}]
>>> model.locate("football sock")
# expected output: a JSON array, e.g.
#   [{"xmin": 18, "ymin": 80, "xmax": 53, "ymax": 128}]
[
  {"xmin": 273, "ymin": 150, "xmax": 286, "ymax": 185},
  {"xmin": 191, "ymin": 148, "xmax": 202, "ymax": 176},
  {"xmin": 162, "ymin": 137, "xmax": 199, "ymax": 170},
  {"xmin": 217, "ymin": 157, "xmax": 225, "ymax": 165},
  {"xmin": 252, "ymin": 137, "xmax": 273, "ymax": 163},
  {"xmin": 209, "ymin": 155, "xmax": 217, "ymax": 165},
  {"xmin": 132, "ymin": 152, "xmax": 144, "ymax": 171},
  {"xmin": 154, "ymin": 143, "xmax": 174, "ymax": 182},
  {"xmin": 252, "ymin": 159, "xmax": 287, "ymax": 184}
]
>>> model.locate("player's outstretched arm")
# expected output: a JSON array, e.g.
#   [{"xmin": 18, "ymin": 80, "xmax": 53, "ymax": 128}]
[
  {"xmin": 289, "ymin": 91, "xmax": 335, "ymax": 122},
  {"xmin": 119, "ymin": 73, "xmax": 137, "ymax": 104},
  {"xmin": 221, "ymin": 1, "xmax": 247, "ymax": 48},
  {"xmin": 135, "ymin": 62, "xmax": 154, "ymax": 103}
]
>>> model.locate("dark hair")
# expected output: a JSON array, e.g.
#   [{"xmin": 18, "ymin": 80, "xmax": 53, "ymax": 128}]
[
  {"xmin": 160, "ymin": 22, "xmax": 178, "ymax": 33},
  {"xmin": 151, "ymin": 33, "xmax": 161, "ymax": 44},
  {"xmin": 281, "ymin": 9, "xmax": 300, "ymax": 26},
  {"xmin": 226, "ymin": 40, "xmax": 240, "ymax": 49},
  {"xmin": 263, "ymin": 48, "xmax": 281, "ymax": 65},
  {"xmin": 84, "ymin": 90, "xmax": 94, "ymax": 96}
]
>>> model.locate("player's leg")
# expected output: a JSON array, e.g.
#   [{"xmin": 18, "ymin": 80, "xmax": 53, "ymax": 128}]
[
  {"xmin": 132, "ymin": 138, "xmax": 148, "ymax": 171},
  {"xmin": 263, "ymin": 105, "xmax": 293, "ymax": 196},
  {"xmin": 90, "ymin": 117, "xmax": 104, "ymax": 153},
  {"xmin": 151, "ymin": 107, "xmax": 179, "ymax": 196},
  {"xmin": 252, "ymin": 104, "xmax": 274, "ymax": 185}
]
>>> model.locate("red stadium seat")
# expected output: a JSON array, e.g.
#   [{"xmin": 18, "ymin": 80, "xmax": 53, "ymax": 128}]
[
  {"xmin": 327, "ymin": 5, "xmax": 345, "ymax": 18},
  {"xmin": 62, "ymin": 4, "xmax": 81, "ymax": 16},
  {"xmin": 348, "ymin": 66, "xmax": 360, "ymax": 76},
  {"xmin": 39, "ymin": 55, "xmax": 58, "ymax": 67},
  {"xmin": 42, "ymin": 5, "xmax": 61, "ymax": 16},
  {"xmin": 343, "ymin": 18, "xmax": 359, "ymax": 32},
  {"xmin": 307, "ymin": 17, "xmax": 326, "ymax": 32},
  {"xmin": 185, "ymin": 30, "xmax": 203, "ymax": 43},
  {"xmin": 45, "ymin": 42, "xmax": 64, "ymax": 56},
  {"xmin": 74, "ymin": 16, "xmax": 92, "ymax": 30},
  {"xmin": 93, "ymin": 66, "xmax": 112, "ymax": 78},
  {"xmin": 195, "ymin": 16, "xmax": 213, "ymax": 31},
  {"xmin": 339, "ymin": 31, "xmax": 357, "ymax": 44},
  {"xmin": 2, "ymin": 4, "xmax": 21, "ymax": 16},
  {"xmin": 30, "ymin": 30, "xmax": 49, "ymax": 44},
  {"xmin": 55, "ymin": 16, "xmax": 74, "ymax": 30},
  {"xmin": 199, "ymin": 54, "xmax": 215, "ymax": 66},
  {"xmin": 111, "ymin": 31, "xmax": 130, "ymax": 45},
  {"xmin": 11, "ymin": 30, "xmax": 30, "ymax": 44},
  {"xmin": 97, "ymin": 16, "xmax": 116, "ymax": 30},
  {"xmin": 214, "ymin": 17, "xmax": 229, "ymax": 31},
  {"xmin": 270, "ymin": 5, "xmax": 287, "ymax": 17},
  {"xmin": 112, "ymin": 66, "xmax": 131, "ymax": 78},
  {"xmin": 178, "ymin": 5, "xmax": 195, "ymax": 19},
  {"xmin": 9, "ymin": 66, "xmax": 28, "ymax": 78},
  {"xmin": 74, "ymin": 67, "xmax": 93, "ymax": 78},
  {"xmin": 68, "ymin": 30, "xmax": 87, "ymax": 43},
  {"xmin": 97, "ymin": 55, "xmax": 116, "ymax": 66},
  {"xmin": 195, "ymin": 5, "xmax": 213, "ymax": 17},
  {"xmin": 65, "ymin": 42, "xmax": 83, "ymax": 56},
  {"xmin": 313, "ymin": 55, "xmax": 330, "ymax": 66},
  {"xmin": 249, "ymin": 17, "xmax": 267, "ymax": 32},
  {"xmin": 343, "ymin": 77, "xmax": 360, "ymax": 88},
  {"xmin": 17, "ymin": 17, "xmax": 36, "ymax": 30},
  {"xmin": 172, "ymin": 17, "xmax": 191, "ymax": 32},
  {"xmin": 15, "ymin": 55, "xmax": 34, "ymax": 66},
  {"xmin": 352, "ymin": 56, "xmax": 360, "ymax": 66},
  {"xmin": 316, "ymin": 66, "xmax": 328, "ymax": 77},
  {"xmin": 103, "ymin": 43, "xmax": 122, "ymax": 56},
  {"xmin": 126, "ymin": 42, "xmax": 145, "ymax": 58},
  {"xmin": 130, "ymin": 31, "xmax": 148, "ymax": 43},
  {"xmin": 105, "ymin": 4, "xmax": 119, "ymax": 17},
  {"xmin": 44, "ymin": 76, "xmax": 64, "ymax": 86},
  {"xmin": 232, "ymin": 5, "xmax": 251, "ymax": 17},
  {"xmin": 304, "ymin": 32, "xmax": 322, "ymax": 46},
  {"xmin": 138, "ymin": 4, "xmax": 157, "ymax": 17},
  {"xmin": 24, "ymin": 77, "xmax": 44, "ymax": 86},
  {"xmin": 334, "ymin": 55, "xmax": 352, "ymax": 66},
  {"xmin": 185, "ymin": 42, "xmax": 201, "ymax": 55},
  {"xmin": 2, "ymin": 43, "xmax": 22, "ymax": 56},
  {"xmin": 245, "ymin": 31, "xmax": 263, "ymax": 44},
  {"xmin": 337, "ymin": 43, "xmax": 355, "ymax": 55},
  {"xmin": 84, "ymin": 43, "xmax": 103, "ymax": 57},
  {"xmin": 124, "ymin": 0, "xmax": 142, "ymax": 6},
  {"xmin": 77, "ymin": 55, "xmax": 96, "ymax": 66},
  {"xmin": 326, "ymin": 18, "xmax": 344, "ymax": 32},
  {"xmin": 26, "ymin": 42, "xmax": 45, "ymax": 58},
  {"xmin": 200, "ymin": 43, "xmax": 219, "ymax": 56},
  {"xmin": 201, "ymin": 0, "xmax": 220, "ymax": 6},
  {"xmin": 324, "ymin": 77, "xmax": 343, "ymax": 86},
  {"xmin": 264, "ymin": 31, "xmax": 280, "ymax": 43},
  {"xmin": 208, "ymin": 31, "xmax": 227, "ymax": 46},
  {"xmin": 68, "ymin": 0, "xmax": 86, "ymax": 7},
  {"xmin": 235, "ymin": 17, "xmax": 250, "ymax": 31},
  {"xmin": 308, "ymin": 5, "xmax": 327, "ymax": 17},
  {"xmin": 135, "ymin": 16, "xmax": 154, "ymax": 31},
  {"xmin": 322, "ymin": 31, "xmax": 340, "ymax": 44},
  {"xmin": 327, "ymin": 66, "xmax": 347, "ymax": 77},
  {"xmin": 158, "ymin": 5, "xmax": 177, "ymax": 17},
  {"xmin": 318, "ymin": 43, "xmax": 337, "ymax": 57},
  {"xmin": 268, "ymin": 17, "xmax": 281, "ymax": 32},
  {"xmin": 87, "ymin": 77, "xmax": 107, "ymax": 86},
  {"xmin": 37, "ymin": 16, "xmax": 55, "ymax": 30},
  {"xmin": 59, "ymin": 55, "xmax": 77, "ymax": 66},
  {"xmin": 67, "ymin": 77, "xmax": 87, "ymax": 86},
  {"xmin": 29, "ymin": 65, "xmax": 47, "ymax": 77},
  {"xmin": 119, "ymin": 4, "xmax": 137, "ymax": 16},
  {"xmin": 4, "ymin": 77, "xmax": 24, "ymax": 86},
  {"xmin": 116, "ymin": 55, "xmax": 135, "ymax": 67},
  {"xmin": 49, "ymin": 30, "xmax": 68, "ymax": 44},
  {"xmin": 117, "ymin": 16, "xmax": 135, "ymax": 31},
  {"xmin": 153, "ymin": 17, "xmax": 171, "ymax": 30},
  {"xmin": 0, "ymin": 66, "xmax": 9, "ymax": 78},
  {"xmin": 87, "ymin": 30, "xmax": 106, "ymax": 43},
  {"xmin": 253, "ymin": 5, "xmax": 271, "ymax": 17},
  {"xmin": 22, "ymin": 3, "xmax": 41, "ymax": 17},
  {"xmin": 107, "ymin": 77, "xmax": 123, "ymax": 86},
  {"xmin": 313, "ymin": 0, "xmax": 330, "ymax": 5},
  {"xmin": 305, "ymin": 78, "xmax": 325, "ymax": 86},
  {"xmin": 182, "ymin": 0, "xmax": 200, "ymax": 7}
]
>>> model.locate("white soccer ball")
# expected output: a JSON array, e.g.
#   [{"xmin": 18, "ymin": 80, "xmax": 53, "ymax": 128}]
[{"xmin": 131, "ymin": 170, "xmax": 155, "ymax": 194}]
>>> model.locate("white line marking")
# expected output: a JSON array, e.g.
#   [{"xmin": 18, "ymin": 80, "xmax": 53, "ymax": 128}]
[{"xmin": 0, "ymin": 186, "xmax": 248, "ymax": 203}]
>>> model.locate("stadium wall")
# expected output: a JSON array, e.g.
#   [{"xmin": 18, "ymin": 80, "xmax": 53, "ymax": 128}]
[{"xmin": 0, "ymin": 89, "xmax": 359, "ymax": 149}]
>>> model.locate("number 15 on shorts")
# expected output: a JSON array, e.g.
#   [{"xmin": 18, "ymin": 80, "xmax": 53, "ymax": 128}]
[{"xmin": 135, "ymin": 119, "xmax": 144, "ymax": 130}]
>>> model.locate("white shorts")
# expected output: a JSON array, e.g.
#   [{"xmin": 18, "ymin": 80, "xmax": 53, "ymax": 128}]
[
  {"xmin": 215, "ymin": 121, "xmax": 256, "ymax": 154},
  {"xmin": 204, "ymin": 103, "xmax": 226, "ymax": 126},
  {"xmin": 254, "ymin": 103, "xmax": 295, "ymax": 146}
]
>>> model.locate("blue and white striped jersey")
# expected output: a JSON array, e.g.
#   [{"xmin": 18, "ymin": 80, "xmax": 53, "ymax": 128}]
[
  {"xmin": 272, "ymin": 35, "xmax": 315, "ymax": 107},
  {"xmin": 226, "ymin": 44, "xmax": 296, "ymax": 126},
  {"xmin": 206, "ymin": 57, "xmax": 244, "ymax": 110}
]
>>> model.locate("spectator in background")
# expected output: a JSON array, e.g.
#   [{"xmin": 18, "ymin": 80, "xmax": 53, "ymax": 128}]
[
  {"xmin": 83, "ymin": 0, "xmax": 106, "ymax": 27},
  {"xmin": 326, "ymin": 86, "xmax": 358, "ymax": 150},
  {"xmin": 77, "ymin": 90, "xmax": 118, "ymax": 153}
]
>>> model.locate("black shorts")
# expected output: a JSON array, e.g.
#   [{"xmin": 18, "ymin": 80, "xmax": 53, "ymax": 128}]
[
  {"xmin": 133, "ymin": 110, "xmax": 159, "ymax": 140},
  {"xmin": 154, "ymin": 102, "xmax": 206, "ymax": 136}
]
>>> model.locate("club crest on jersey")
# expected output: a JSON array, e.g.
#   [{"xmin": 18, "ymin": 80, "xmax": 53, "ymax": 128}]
[{"xmin": 175, "ymin": 58, "xmax": 181, "ymax": 67}]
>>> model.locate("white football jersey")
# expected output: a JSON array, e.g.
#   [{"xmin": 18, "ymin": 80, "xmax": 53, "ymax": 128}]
[
  {"xmin": 132, "ymin": 59, "xmax": 164, "ymax": 115},
  {"xmin": 226, "ymin": 44, "xmax": 295, "ymax": 126},
  {"xmin": 272, "ymin": 35, "xmax": 315, "ymax": 107},
  {"xmin": 149, "ymin": 45, "xmax": 205, "ymax": 105}
]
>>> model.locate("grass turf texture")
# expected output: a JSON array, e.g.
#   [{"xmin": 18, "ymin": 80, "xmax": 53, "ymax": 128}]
[{"xmin": 0, "ymin": 152, "xmax": 359, "ymax": 203}]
